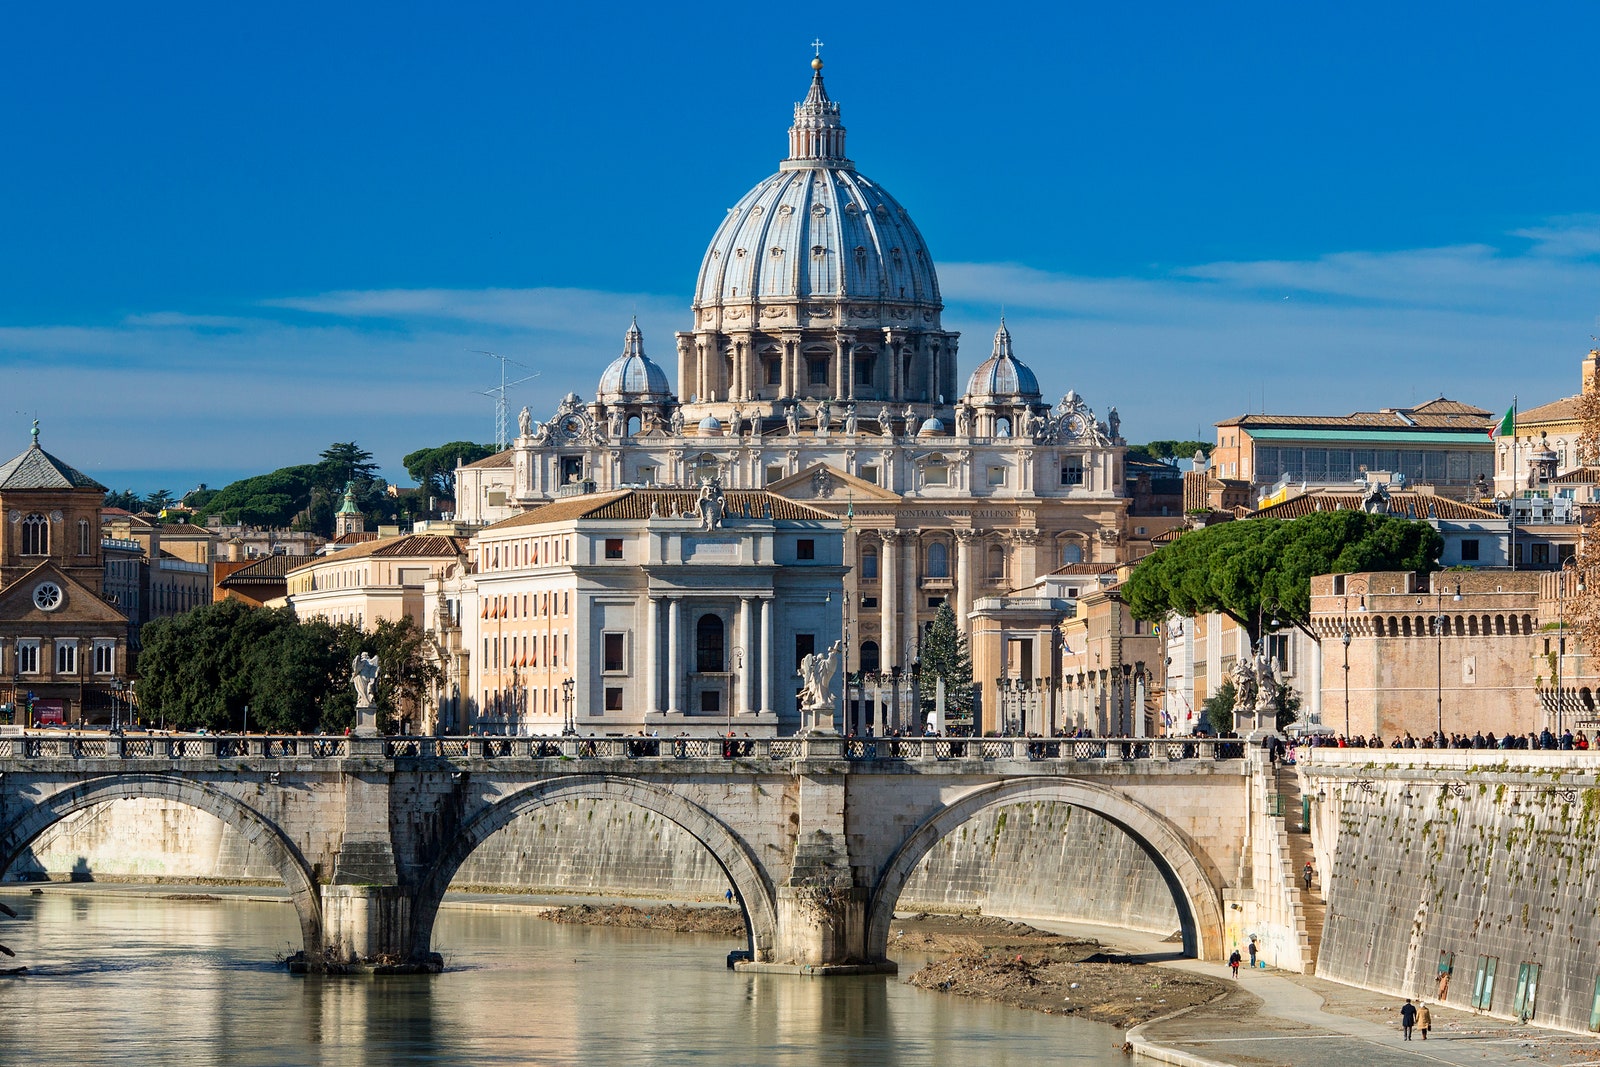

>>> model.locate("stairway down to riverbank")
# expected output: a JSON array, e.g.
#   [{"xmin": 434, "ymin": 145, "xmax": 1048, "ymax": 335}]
[{"xmin": 1274, "ymin": 764, "xmax": 1325, "ymax": 972}]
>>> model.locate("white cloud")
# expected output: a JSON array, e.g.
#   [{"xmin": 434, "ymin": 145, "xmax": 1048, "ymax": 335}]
[{"xmin": 6, "ymin": 221, "xmax": 1599, "ymax": 490}]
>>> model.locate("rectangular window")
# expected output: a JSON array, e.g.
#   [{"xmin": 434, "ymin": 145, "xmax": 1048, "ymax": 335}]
[
  {"xmin": 487, "ymin": 491, "xmax": 507, "ymax": 507},
  {"xmin": 987, "ymin": 465, "xmax": 1007, "ymax": 487},
  {"xmin": 1460, "ymin": 538, "xmax": 1480, "ymax": 561},
  {"xmin": 924, "ymin": 465, "xmax": 948, "ymax": 486},
  {"xmin": 765, "ymin": 360, "xmax": 781, "ymax": 386},
  {"xmin": 93, "ymin": 641, "xmax": 115, "ymax": 675},
  {"xmin": 1532, "ymin": 544, "xmax": 1551, "ymax": 566},
  {"xmin": 765, "ymin": 465, "xmax": 784, "ymax": 485},
  {"xmin": 16, "ymin": 640, "xmax": 39, "ymax": 675},
  {"xmin": 1472, "ymin": 955, "xmax": 1499, "ymax": 1010},
  {"xmin": 56, "ymin": 641, "xmax": 77, "ymax": 675},
  {"xmin": 1513, "ymin": 962, "xmax": 1540, "ymax": 1022},
  {"xmin": 860, "ymin": 465, "xmax": 878, "ymax": 485},
  {"xmin": 861, "ymin": 597, "xmax": 878, "ymax": 608},
  {"xmin": 700, "ymin": 690, "xmax": 721, "ymax": 712},
  {"xmin": 797, "ymin": 539, "xmax": 815, "ymax": 560},
  {"xmin": 605, "ymin": 687, "xmax": 623, "ymax": 712},
  {"xmin": 605, "ymin": 538, "xmax": 624, "ymax": 560},
  {"xmin": 927, "ymin": 597, "xmax": 944, "ymax": 609},
  {"xmin": 854, "ymin": 357, "xmax": 874, "ymax": 386},
  {"xmin": 604, "ymin": 633, "xmax": 625, "ymax": 673},
  {"xmin": 807, "ymin": 359, "xmax": 828, "ymax": 387},
  {"xmin": 795, "ymin": 633, "xmax": 816, "ymax": 668},
  {"xmin": 637, "ymin": 466, "xmax": 656, "ymax": 486},
  {"xmin": 1062, "ymin": 461, "xmax": 1084, "ymax": 486}
]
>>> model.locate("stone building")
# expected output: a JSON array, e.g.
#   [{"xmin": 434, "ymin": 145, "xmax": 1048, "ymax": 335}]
[
  {"xmin": 0, "ymin": 425, "xmax": 130, "ymax": 726},
  {"xmin": 1309, "ymin": 569, "xmax": 1541, "ymax": 741},
  {"xmin": 425, "ymin": 485, "xmax": 842, "ymax": 737},
  {"xmin": 453, "ymin": 59, "xmax": 1139, "ymax": 679},
  {"xmin": 285, "ymin": 532, "xmax": 469, "ymax": 629},
  {"xmin": 1209, "ymin": 398, "xmax": 1495, "ymax": 504}
]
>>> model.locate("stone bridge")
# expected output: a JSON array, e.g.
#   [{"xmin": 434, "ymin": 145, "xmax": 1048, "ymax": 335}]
[{"xmin": 0, "ymin": 733, "xmax": 1260, "ymax": 973}]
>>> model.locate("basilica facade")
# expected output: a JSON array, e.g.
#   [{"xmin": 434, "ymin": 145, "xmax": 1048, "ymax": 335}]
[{"xmin": 455, "ymin": 58, "xmax": 1133, "ymax": 684}]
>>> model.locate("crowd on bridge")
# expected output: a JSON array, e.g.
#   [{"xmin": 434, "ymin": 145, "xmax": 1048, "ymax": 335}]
[{"xmin": 1301, "ymin": 728, "xmax": 1593, "ymax": 751}]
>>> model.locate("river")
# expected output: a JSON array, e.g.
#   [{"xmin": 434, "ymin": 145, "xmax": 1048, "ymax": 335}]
[{"xmin": 0, "ymin": 888, "xmax": 1136, "ymax": 1066}]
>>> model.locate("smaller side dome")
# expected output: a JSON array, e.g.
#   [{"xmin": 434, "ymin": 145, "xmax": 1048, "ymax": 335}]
[
  {"xmin": 598, "ymin": 318, "xmax": 673, "ymax": 402},
  {"xmin": 918, "ymin": 417, "xmax": 946, "ymax": 436},
  {"xmin": 697, "ymin": 415, "xmax": 724, "ymax": 437},
  {"xmin": 963, "ymin": 319, "xmax": 1042, "ymax": 402}
]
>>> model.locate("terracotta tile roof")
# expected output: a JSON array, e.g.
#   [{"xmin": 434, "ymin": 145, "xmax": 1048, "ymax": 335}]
[
  {"xmin": 1552, "ymin": 466, "xmax": 1600, "ymax": 484},
  {"xmin": 332, "ymin": 531, "xmax": 380, "ymax": 544},
  {"xmin": 1249, "ymin": 491, "xmax": 1501, "ymax": 521},
  {"xmin": 461, "ymin": 450, "xmax": 513, "ymax": 470},
  {"xmin": 1216, "ymin": 398, "xmax": 1491, "ymax": 432},
  {"xmin": 1049, "ymin": 562, "xmax": 1121, "ymax": 575},
  {"xmin": 289, "ymin": 534, "xmax": 469, "ymax": 572},
  {"xmin": 482, "ymin": 489, "xmax": 835, "ymax": 531},
  {"xmin": 158, "ymin": 523, "xmax": 213, "ymax": 537},
  {"xmin": 218, "ymin": 554, "xmax": 302, "ymax": 584},
  {"xmin": 1517, "ymin": 395, "xmax": 1581, "ymax": 425}
]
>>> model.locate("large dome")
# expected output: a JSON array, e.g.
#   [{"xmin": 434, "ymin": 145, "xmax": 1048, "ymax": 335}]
[
  {"xmin": 597, "ymin": 318, "xmax": 672, "ymax": 403},
  {"xmin": 693, "ymin": 63, "xmax": 940, "ymax": 315}
]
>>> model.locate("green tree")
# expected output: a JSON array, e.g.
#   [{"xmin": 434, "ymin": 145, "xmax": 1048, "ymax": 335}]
[
  {"xmin": 317, "ymin": 442, "xmax": 378, "ymax": 490},
  {"xmin": 918, "ymin": 602, "xmax": 975, "ymax": 724},
  {"xmin": 137, "ymin": 600, "xmax": 296, "ymax": 729},
  {"xmin": 195, "ymin": 464, "xmax": 320, "ymax": 527},
  {"xmin": 145, "ymin": 489, "xmax": 175, "ymax": 513},
  {"xmin": 104, "ymin": 488, "xmax": 144, "ymax": 512},
  {"xmin": 403, "ymin": 441, "xmax": 495, "ymax": 499},
  {"xmin": 1203, "ymin": 679, "xmax": 1236, "ymax": 734},
  {"xmin": 1125, "ymin": 510, "xmax": 1443, "ymax": 645},
  {"xmin": 243, "ymin": 618, "xmax": 347, "ymax": 733}
]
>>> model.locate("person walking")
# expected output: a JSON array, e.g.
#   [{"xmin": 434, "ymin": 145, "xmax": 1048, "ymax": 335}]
[
  {"xmin": 1303, "ymin": 861, "xmax": 1314, "ymax": 893},
  {"xmin": 1400, "ymin": 998, "xmax": 1417, "ymax": 1040},
  {"xmin": 1229, "ymin": 949, "xmax": 1242, "ymax": 977},
  {"xmin": 1416, "ymin": 1002, "xmax": 1432, "ymax": 1040}
]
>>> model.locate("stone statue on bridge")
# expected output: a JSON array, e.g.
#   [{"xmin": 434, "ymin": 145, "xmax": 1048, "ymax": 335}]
[
  {"xmin": 351, "ymin": 653, "xmax": 381, "ymax": 735},
  {"xmin": 797, "ymin": 640, "xmax": 843, "ymax": 733},
  {"xmin": 1231, "ymin": 654, "xmax": 1259, "ymax": 719}
]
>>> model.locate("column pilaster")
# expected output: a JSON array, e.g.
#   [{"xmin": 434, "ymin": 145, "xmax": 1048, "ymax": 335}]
[
  {"xmin": 667, "ymin": 597, "xmax": 682, "ymax": 716},
  {"xmin": 760, "ymin": 597, "xmax": 774, "ymax": 716}
]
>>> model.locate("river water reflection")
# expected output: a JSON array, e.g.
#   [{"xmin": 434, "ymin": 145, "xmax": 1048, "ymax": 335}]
[{"xmin": 0, "ymin": 890, "xmax": 1135, "ymax": 1066}]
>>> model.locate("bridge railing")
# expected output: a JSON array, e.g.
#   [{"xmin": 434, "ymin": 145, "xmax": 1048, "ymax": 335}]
[
  {"xmin": 382, "ymin": 735, "xmax": 1239, "ymax": 763},
  {"xmin": 0, "ymin": 734, "xmax": 350, "ymax": 761}
]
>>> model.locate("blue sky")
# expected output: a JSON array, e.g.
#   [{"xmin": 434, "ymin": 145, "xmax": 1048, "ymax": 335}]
[{"xmin": 4, "ymin": 2, "xmax": 1600, "ymax": 493}]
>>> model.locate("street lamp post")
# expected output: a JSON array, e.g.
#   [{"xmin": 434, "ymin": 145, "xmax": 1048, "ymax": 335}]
[
  {"xmin": 1340, "ymin": 630, "xmax": 1351, "ymax": 741},
  {"xmin": 561, "ymin": 677, "xmax": 575, "ymax": 736},
  {"xmin": 1556, "ymin": 558, "xmax": 1585, "ymax": 737},
  {"xmin": 729, "ymin": 647, "xmax": 743, "ymax": 740}
]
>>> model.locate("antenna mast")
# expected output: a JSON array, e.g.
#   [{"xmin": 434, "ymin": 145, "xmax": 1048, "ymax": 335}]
[{"xmin": 474, "ymin": 351, "xmax": 540, "ymax": 451}]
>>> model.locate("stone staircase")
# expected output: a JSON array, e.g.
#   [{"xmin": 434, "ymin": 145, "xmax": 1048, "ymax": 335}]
[{"xmin": 1274, "ymin": 764, "xmax": 1325, "ymax": 972}]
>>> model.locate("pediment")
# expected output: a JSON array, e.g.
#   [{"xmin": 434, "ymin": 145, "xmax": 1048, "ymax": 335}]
[
  {"xmin": 768, "ymin": 463, "xmax": 901, "ymax": 503},
  {"xmin": 0, "ymin": 561, "xmax": 128, "ymax": 625}
]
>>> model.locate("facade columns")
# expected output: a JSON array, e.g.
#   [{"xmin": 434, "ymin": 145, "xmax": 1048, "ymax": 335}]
[
  {"xmin": 954, "ymin": 528, "xmax": 976, "ymax": 625},
  {"xmin": 879, "ymin": 531, "xmax": 899, "ymax": 676},
  {"xmin": 667, "ymin": 597, "xmax": 682, "ymax": 716},
  {"xmin": 646, "ymin": 596, "xmax": 660, "ymax": 714},
  {"xmin": 760, "ymin": 597, "xmax": 774, "ymax": 716},
  {"xmin": 901, "ymin": 532, "xmax": 917, "ymax": 666},
  {"xmin": 739, "ymin": 596, "xmax": 753, "ymax": 714}
]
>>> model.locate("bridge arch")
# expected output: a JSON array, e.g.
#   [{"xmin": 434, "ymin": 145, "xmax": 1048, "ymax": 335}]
[
  {"xmin": 411, "ymin": 775, "xmax": 778, "ymax": 961},
  {"xmin": 0, "ymin": 774, "xmax": 323, "ymax": 954},
  {"xmin": 866, "ymin": 778, "xmax": 1226, "ymax": 962}
]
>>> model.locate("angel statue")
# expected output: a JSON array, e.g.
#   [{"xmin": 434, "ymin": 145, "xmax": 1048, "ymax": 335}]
[{"xmin": 351, "ymin": 653, "xmax": 381, "ymax": 707}]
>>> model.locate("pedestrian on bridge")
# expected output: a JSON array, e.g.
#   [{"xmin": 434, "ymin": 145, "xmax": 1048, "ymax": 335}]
[
  {"xmin": 1303, "ymin": 861, "xmax": 1314, "ymax": 893},
  {"xmin": 1400, "ymin": 998, "xmax": 1417, "ymax": 1040}
]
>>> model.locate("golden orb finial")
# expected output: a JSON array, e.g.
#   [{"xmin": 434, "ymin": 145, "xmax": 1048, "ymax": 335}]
[{"xmin": 812, "ymin": 56, "xmax": 823, "ymax": 71}]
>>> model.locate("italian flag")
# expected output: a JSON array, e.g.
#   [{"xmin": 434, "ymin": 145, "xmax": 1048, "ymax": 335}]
[{"xmin": 1488, "ymin": 405, "xmax": 1514, "ymax": 441}]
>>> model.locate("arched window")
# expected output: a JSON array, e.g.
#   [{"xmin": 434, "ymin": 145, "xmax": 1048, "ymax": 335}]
[
  {"xmin": 861, "ymin": 546, "xmax": 878, "ymax": 580},
  {"xmin": 1061, "ymin": 541, "xmax": 1083, "ymax": 565},
  {"xmin": 860, "ymin": 640, "xmax": 880, "ymax": 672},
  {"xmin": 696, "ymin": 614, "xmax": 725, "ymax": 673},
  {"xmin": 995, "ymin": 418, "xmax": 1012, "ymax": 438},
  {"xmin": 78, "ymin": 519, "xmax": 91, "ymax": 555},
  {"xmin": 927, "ymin": 541, "xmax": 949, "ymax": 578},
  {"xmin": 20, "ymin": 513, "xmax": 47, "ymax": 555},
  {"xmin": 987, "ymin": 545, "xmax": 1006, "ymax": 582}
]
